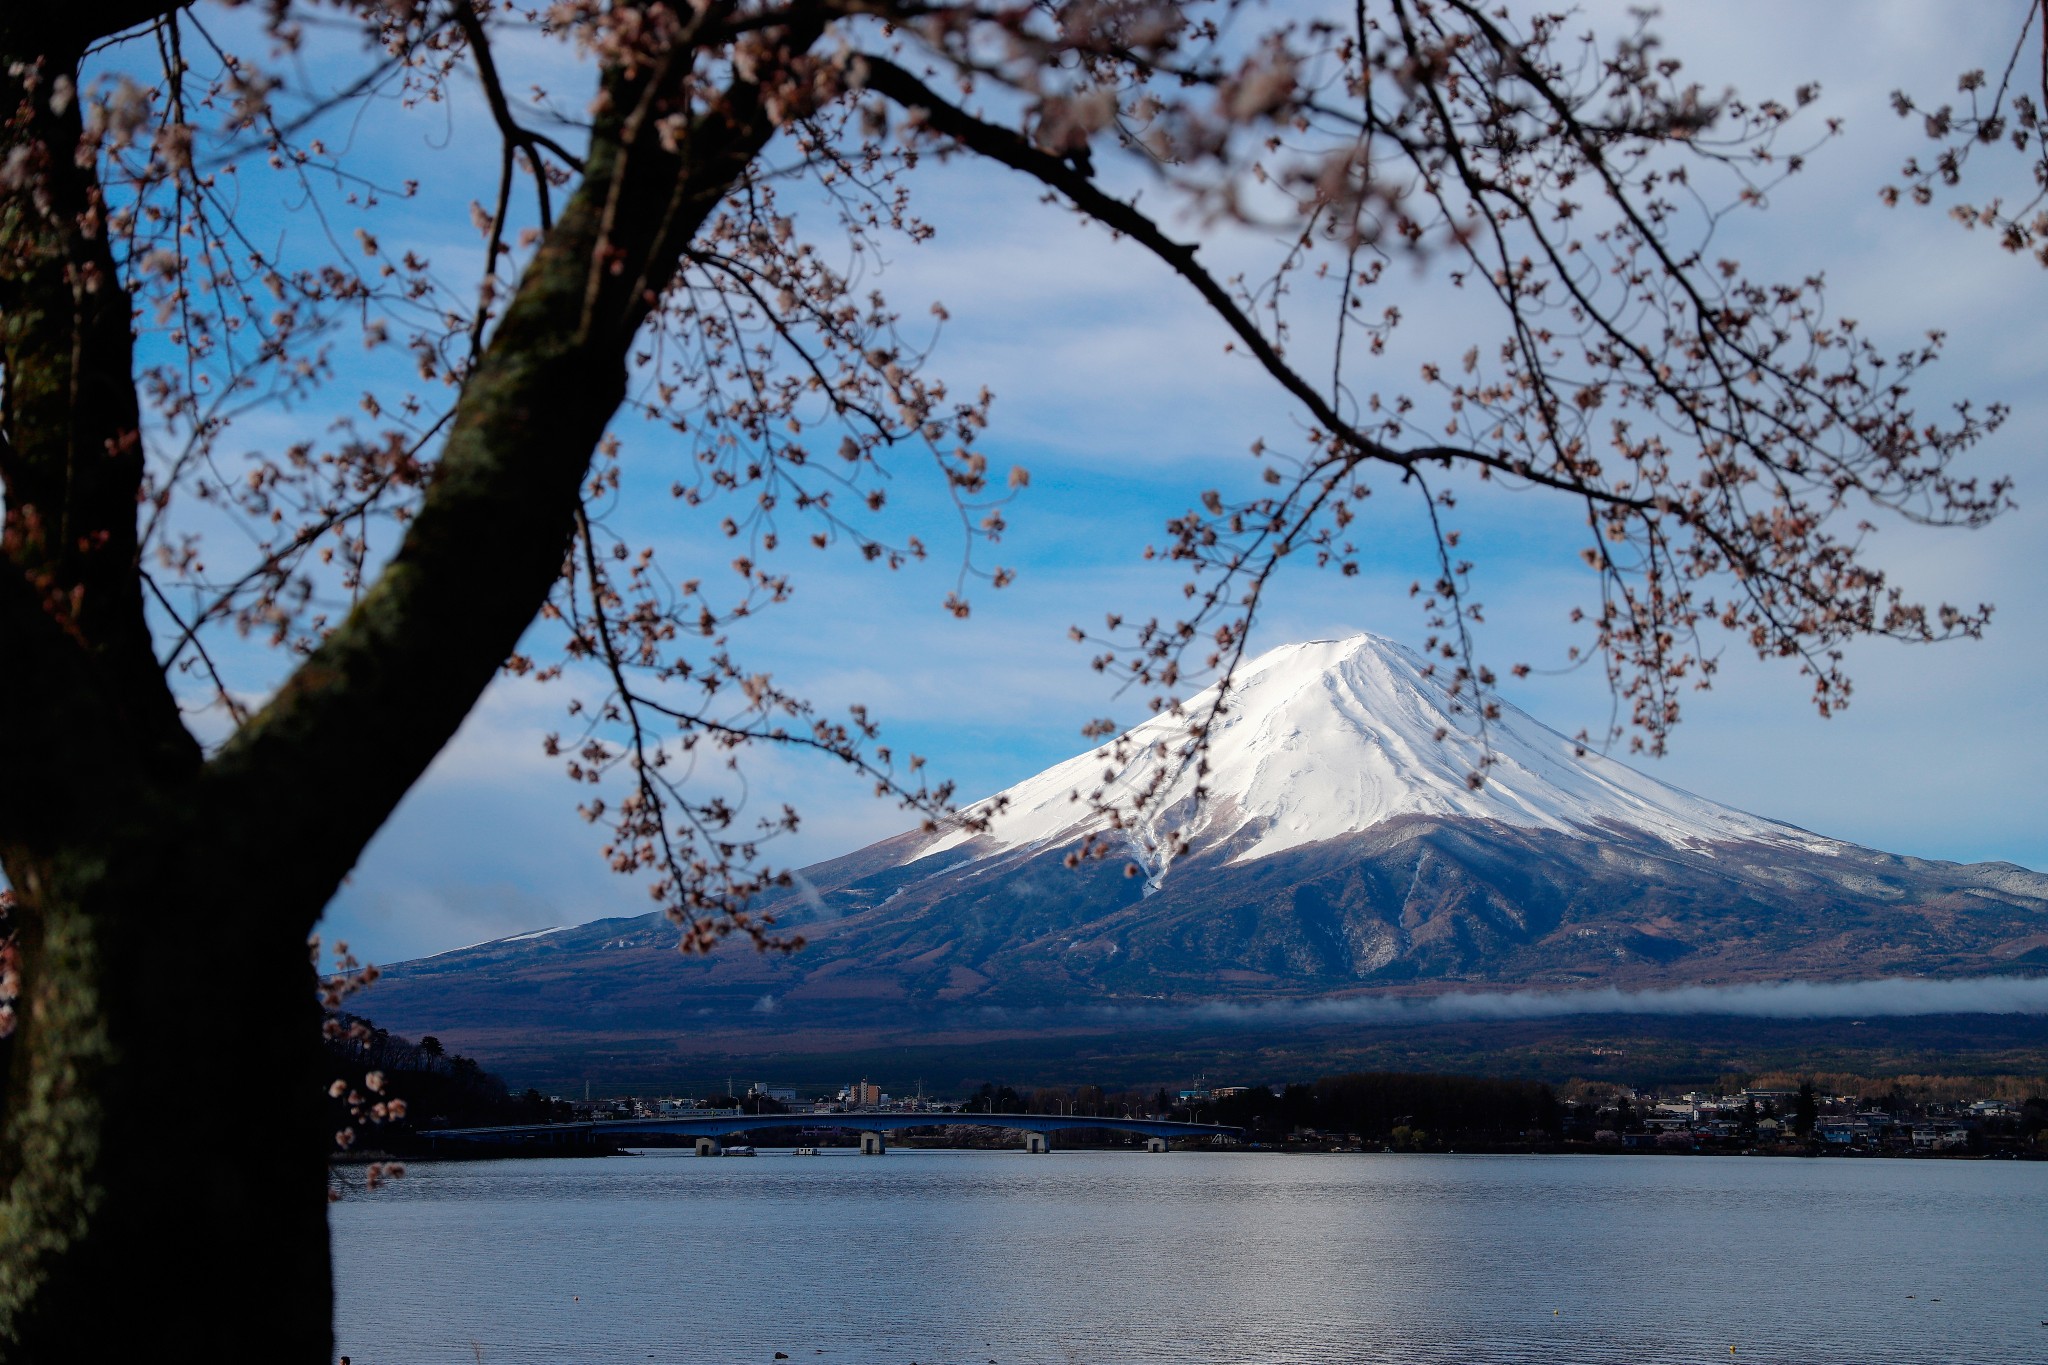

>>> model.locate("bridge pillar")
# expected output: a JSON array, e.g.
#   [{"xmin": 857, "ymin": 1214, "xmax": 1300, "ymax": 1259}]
[
  {"xmin": 1144, "ymin": 1137, "xmax": 1169, "ymax": 1153},
  {"xmin": 859, "ymin": 1131, "xmax": 887, "ymax": 1156},
  {"xmin": 1023, "ymin": 1132, "xmax": 1049, "ymax": 1154},
  {"xmin": 694, "ymin": 1137, "xmax": 722, "ymax": 1157}
]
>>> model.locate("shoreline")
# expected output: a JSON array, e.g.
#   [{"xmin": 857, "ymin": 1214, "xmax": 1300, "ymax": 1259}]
[{"xmin": 331, "ymin": 1140, "xmax": 2046, "ymax": 1165}]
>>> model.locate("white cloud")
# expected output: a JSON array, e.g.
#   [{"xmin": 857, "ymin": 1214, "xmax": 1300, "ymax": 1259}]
[{"xmin": 1171, "ymin": 974, "xmax": 2048, "ymax": 1024}]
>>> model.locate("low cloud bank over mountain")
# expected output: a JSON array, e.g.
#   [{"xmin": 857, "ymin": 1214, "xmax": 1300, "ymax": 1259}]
[{"xmin": 1180, "ymin": 974, "xmax": 2048, "ymax": 1025}]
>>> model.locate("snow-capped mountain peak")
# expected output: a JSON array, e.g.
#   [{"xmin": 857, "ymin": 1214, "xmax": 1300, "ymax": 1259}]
[{"xmin": 920, "ymin": 632, "xmax": 1830, "ymax": 876}]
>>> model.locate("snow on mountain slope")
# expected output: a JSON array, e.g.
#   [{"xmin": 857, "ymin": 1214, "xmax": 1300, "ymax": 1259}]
[{"xmin": 920, "ymin": 632, "xmax": 1836, "ymax": 876}]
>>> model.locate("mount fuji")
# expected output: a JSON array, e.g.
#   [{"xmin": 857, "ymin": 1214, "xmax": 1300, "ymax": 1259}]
[
  {"xmin": 368, "ymin": 633, "xmax": 2048, "ymax": 1069},
  {"xmin": 915, "ymin": 633, "xmax": 1834, "ymax": 883}
]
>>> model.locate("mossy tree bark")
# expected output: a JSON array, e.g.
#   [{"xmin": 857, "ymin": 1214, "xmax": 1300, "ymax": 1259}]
[{"xmin": 0, "ymin": 7, "xmax": 817, "ymax": 1357}]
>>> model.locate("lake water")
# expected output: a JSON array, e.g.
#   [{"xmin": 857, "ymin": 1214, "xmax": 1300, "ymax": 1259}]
[{"xmin": 330, "ymin": 1149, "xmax": 2047, "ymax": 1364}]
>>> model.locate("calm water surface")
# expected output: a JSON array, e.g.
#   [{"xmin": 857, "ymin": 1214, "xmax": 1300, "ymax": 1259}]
[{"xmin": 331, "ymin": 1150, "xmax": 2047, "ymax": 1364}]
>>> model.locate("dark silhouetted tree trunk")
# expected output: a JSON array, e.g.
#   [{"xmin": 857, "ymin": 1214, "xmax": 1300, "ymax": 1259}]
[{"xmin": 0, "ymin": 7, "xmax": 812, "ymax": 1356}]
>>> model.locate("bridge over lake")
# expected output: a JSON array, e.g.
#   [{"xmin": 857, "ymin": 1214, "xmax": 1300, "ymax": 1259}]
[{"xmin": 425, "ymin": 1111, "xmax": 1240, "ymax": 1155}]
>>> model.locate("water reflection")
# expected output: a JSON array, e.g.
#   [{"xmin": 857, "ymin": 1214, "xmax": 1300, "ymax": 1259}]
[{"xmin": 332, "ymin": 1151, "xmax": 2046, "ymax": 1364}]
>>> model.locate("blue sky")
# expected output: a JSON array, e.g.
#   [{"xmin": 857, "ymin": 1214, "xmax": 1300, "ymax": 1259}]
[{"xmin": 92, "ymin": 3, "xmax": 2048, "ymax": 964}]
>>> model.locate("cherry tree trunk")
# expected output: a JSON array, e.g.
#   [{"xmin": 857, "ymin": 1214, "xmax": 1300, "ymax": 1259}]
[
  {"xmin": 0, "ymin": 847, "xmax": 335, "ymax": 1360},
  {"xmin": 0, "ymin": 6, "xmax": 815, "ymax": 1357}
]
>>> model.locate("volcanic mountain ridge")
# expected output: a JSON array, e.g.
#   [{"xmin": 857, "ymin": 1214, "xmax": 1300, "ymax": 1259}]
[{"xmin": 370, "ymin": 632, "xmax": 2048, "ymax": 1054}]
